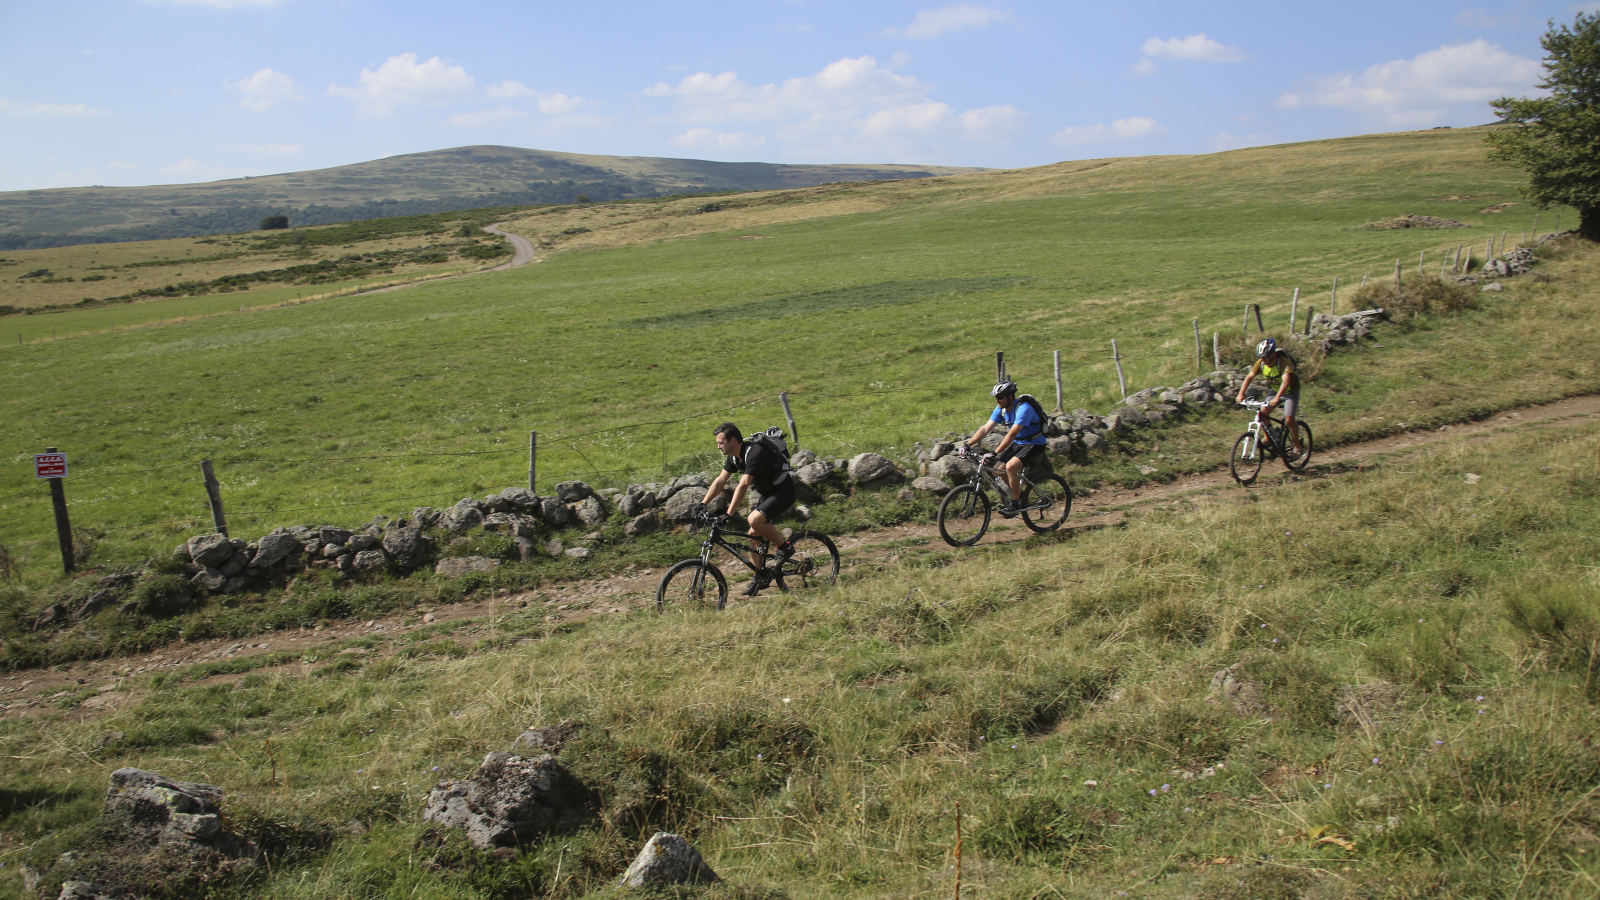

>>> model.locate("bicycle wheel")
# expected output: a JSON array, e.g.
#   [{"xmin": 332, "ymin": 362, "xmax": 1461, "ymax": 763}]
[
  {"xmin": 1230, "ymin": 432, "xmax": 1263, "ymax": 485},
  {"xmin": 656, "ymin": 560, "xmax": 727, "ymax": 613},
  {"xmin": 937, "ymin": 484, "xmax": 992, "ymax": 547},
  {"xmin": 1283, "ymin": 421, "xmax": 1314, "ymax": 472},
  {"xmin": 1020, "ymin": 473, "xmax": 1072, "ymax": 533},
  {"xmin": 774, "ymin": 531, "xmax": 840, "ymax": 591}
]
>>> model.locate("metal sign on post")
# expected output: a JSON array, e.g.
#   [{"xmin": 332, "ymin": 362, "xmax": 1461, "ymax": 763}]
[
  {"xmin": 34, "ymin": 453, "xmax": 67, "ymax": 479},
  {"xmin": 38, "ymin": 448, "xmax": 74, "ymax": 574}
]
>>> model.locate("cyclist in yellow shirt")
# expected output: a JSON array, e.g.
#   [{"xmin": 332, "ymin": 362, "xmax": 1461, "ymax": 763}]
[{"xmin": 1236, "ymin": 338, "xmax": 1304, "ymax": 460}]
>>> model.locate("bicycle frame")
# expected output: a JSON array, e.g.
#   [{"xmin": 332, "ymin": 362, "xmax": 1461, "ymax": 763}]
[
  {"xmin": 692, "ymin": 518, "xmax": 771, "ymax": 575},
  {"xmin": 1236, "ymin": 401, "xmax": 1286, "ymax": 462},
  {"xmin": 958, "ymin": 454, "xmax": 1049, "ymax": 511}
]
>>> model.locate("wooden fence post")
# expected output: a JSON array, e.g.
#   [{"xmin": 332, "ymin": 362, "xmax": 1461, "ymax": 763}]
[
  {"xmin": 1532, "ymin": 213, "xmax": 1539, "ymax": 237},
  {"xmin": 1331, "ymin": 277, "xmax": 1339, "ymax": 315},
  {"xmin": 1288, "ymin": 287, "xmax": 1299, "ymax": 335},
  {"xmin": 43, "ymin": 447, "xmax": 74, "ymax": 575},
  {"xmin": 1192, "ymin": 319, "xmax": 1202, "ymax": 374},
  {"xmin": 1418, "ymin": 250, "xmax": 1425, "ymax": 274},
  {"xmin": 1242, "ymin": 305, "xmax": 1251, "ymax": 335},
  {"xmin": 1392, "ymin": 259, "xmax": 1402, "ymax": 292},
  {"xmin": 1252, "ymin": 303, "xmax": 1265, "ymax": 333},
  {"xmin": 1500, "ymin": 230, "xmax": 1507, "ymax": 254},
  {"xmin": 995, "ymin": 351, "xmax": 1005, "ymax": 384},
  {"xmin": 1212, "ymin": 332, "xmax": 1220, "ymax": 370},
  {"xmin": 1305, "ymin": 306, "xmax": 1315, "ymax": 336},
  {"xmin": 1111, "ymin": 340, "xmax": 1127, "ymax": 399},
  {"xmin": 528, "ymin": 431, "xmax": 538, "ymax": 492},
  {"xmin": 779, "ymin": 391, "xmax": 799, "ymax": 449},
  {"xmin": 1052, "ymin": 351, "xmax": 1063, "ymax": 412},
  {"xmin": 200, "ymin": 460, "xmax": 228, "ymax": 538}
]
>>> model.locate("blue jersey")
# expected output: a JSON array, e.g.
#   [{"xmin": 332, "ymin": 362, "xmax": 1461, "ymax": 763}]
[{"xmin": 991, "ymin": 400, "xmax": 1046, "ymax": 445}]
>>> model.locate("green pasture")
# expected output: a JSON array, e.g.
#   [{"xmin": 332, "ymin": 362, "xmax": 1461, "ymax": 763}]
[
  {"xmin": 5, "ymin": 419, "xmax": 1599, "ymax": 899},
  {"xmin": 0, "ymin": 127, "xmax": 1592, "ymax": 580}
]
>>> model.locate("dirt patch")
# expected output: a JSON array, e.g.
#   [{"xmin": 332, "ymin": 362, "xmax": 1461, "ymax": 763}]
[
  {"xmin": 1364, "ymin": 215, "xmax": 1470, "ymax": 230},
  {"xmin": 1479, "ymin": 202, "xmax": 1520, "ymax": 214}
]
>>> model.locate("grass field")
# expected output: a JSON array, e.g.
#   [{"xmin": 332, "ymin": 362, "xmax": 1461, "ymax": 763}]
[
  {"xmin": 4, "ymin": 416, "xmax": 1598, "ymax": 899},
  {"xmin": 0, "ymin": 126, "xmax": 1594, "ymax": 584}
]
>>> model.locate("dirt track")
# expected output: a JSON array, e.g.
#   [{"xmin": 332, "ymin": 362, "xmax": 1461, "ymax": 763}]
[{"xmin": 6, "ymin": 393, "xmax": 1599, "ymax": 719}]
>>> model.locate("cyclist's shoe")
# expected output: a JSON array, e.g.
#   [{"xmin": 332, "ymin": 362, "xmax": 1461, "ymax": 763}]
[
  {"xmin": 997, "ymin": 500, "xmax": 1021, "ymax": 518},
  {"xmin": 744, "ymin": 568, "xmax": 773, "ymax": 597},
  {"xmin": 1285, "ymin": 447, "xmax": 1304, "ymax": 463},
  {"xmin": 772, "ymin": 540, "xmax": 795, "ymax": 566}
]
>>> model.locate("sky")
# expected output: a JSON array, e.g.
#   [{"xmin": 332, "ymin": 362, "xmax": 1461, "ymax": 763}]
[{"xmin": 0, "ymin": 0, "xmax": 1592, "ymax": 193}]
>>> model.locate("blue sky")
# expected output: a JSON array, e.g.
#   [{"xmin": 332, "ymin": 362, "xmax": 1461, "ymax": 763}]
[{"xmin": 0, "ymin": 0, "xmax": 1591, "ymax": 192}]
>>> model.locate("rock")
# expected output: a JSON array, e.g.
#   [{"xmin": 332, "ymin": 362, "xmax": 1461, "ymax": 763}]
[
  {"xmin": 1481, "ymin": 281, "xmax": 1504, "ymax": 292},
  {"xmin": 911, "ymin": 476, "xmax": 951, "ymax": 495},
  {"xmin": 573, "ymin": 496, "xmax": 608, "ymax": 527},
  {"xmin": 617, "ymin": 493, "xmax": 642, "ymax": 518},
  {"xmin": 619, "ymin": 832, "xmax": 720, "ymax": 887},
  {"xmin": 434, "ymin": 557, "xmax": 499, "ymax": 577},
  {"xmin": 105, "ymin": 768, "xmax": 233, "ymax": 847},
  {"xmin": 660, "ymin": 474, "xmax": 710, "ymax": 502},
  {"xmin": 222, "ymin": 576, "xmax": 247, "ymax": 594},
  {"xmin": 172, "ymin": 543, "xmax": 192, "ymax": 564},
  {"xmin": 76, "ymin": 589, "xmax": 120, "ymax": 621},
  {"xmin": 454, "ymin": 497, "xmax": 486, "ymax": 513},
  {"xmin": 349, "ymin": 531, "xmax": 381, "ymax": 552},
  {"xmin": 896, "ymin": 488, "xmax": 917, "ymax": 501},
  {"xmin": 794, "ymin": 461, "xmax": 834, "ymax": 488},
  {"xmin": 33, "ymin": 603, "xmax": 68, "ymax": 630},
  {"xmin": 663, "ymin": 488, "xmax": 707, "ymax": 522},
  {"xmin": 422, "ymin": 752, "xmax": 593, "ymax": 849},
  {"xmin": 319, "ymin": 526, "xmax": 353, "ymax": 546},
  {"xmin": 538, "ymin": 497, "xmax": 571, "ymax": 527},
  {"xmin": 191, "ymin": 567, "xmax": 227, "ymax": 594},
  {"xmin": 411, "ymin": 507, "xmax": 442, "ymax": 528},
  {"xmin": 383, "ymin": 526, "xmax": 435, "ymax": 569},
  {"xmin": 564, "ymin": 547, "xmax": 593, "ymax": 560},
  {"xmin": 624, "ymin": 511, "xmax": 662, "ymax": 537},
  {"xmin": 442, "ymin": 506, "xmax": 485, "ymax": 533},
  {"xmin": 790, "ymin": 448, "xmax": 819, "ymax": 469},
  {"xmin": 930, "ymin": 441, "xmax": 955, "ymax": 461},
  {"xmin": 555, "ymin": 481, "xmax": 593, "ymax": 503},
  {"xmin": 511, "ymin": 722, "xmax": 585, "ymax": 756},
  {"xmin": 336, "ymin": 553, "xmax": 356, "ymax": 575},
  {"xmin": 351, "ymin": 550, "xmax": 388, "ymax": 573},
  {"xmin": 848, "ymin": 453, "xmax": 897, "ymax": 484},
  {"xmin": 186, "ymin": 534, "xmax": 234, "ymax": 569},
  {"xmin": 483, "ymin": 513, "xmax": 540, "ymax": 538},
  {"xmin": 515, "ymin": 537, "xmax": 539, "ymax": 562},
  {"xmin": 249, "ymin": 531, "xmax": 301, "ymax": 569},
  {"xmin": 321, "ymin": 543, "xmax": 344, "ymax": 559},
  {"xmin": 1046, "ymin": 435, "xmax": 1075, "ymax": 457},
  {"xmin": 57, "ymin": 880, "xmax": 113, "ymax": 899},
  {"xmin": 1138, "ymin": 465, "xmax": 1159, "ymax": 476},
  {"xmin": 487, "ymin": 487, "xmax": 541, "ymax": 514},
  {"xmin": 1210, "ymin": 664, "xmax": 1272, "ymax": 720},
  {"xmin": 1335, "ymin": 682, "xmax": 1405, "ymax": 732},
  {"xmin": 929, "ymin": 454, "xmax": 977, "ymax": 484}
]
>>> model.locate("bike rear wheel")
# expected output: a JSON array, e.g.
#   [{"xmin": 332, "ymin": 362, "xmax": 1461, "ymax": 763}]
[
  {"xmin": 775, "ymin": 530, "xmax": 840, "ymax": 590},
  {"xmin": 1020, "ymin": 473, "xmax": 1072, "ymax": 533},
  {"xmin": 1283, "ymin": 421, "xmax": 1313, "ymax": 472},
  {"xmin": 656, "ymin": 560, "xmax": 727, "ymax": 613},
  {"xmin": 1230, "ymin": 432, "xmax": 1263, "ymax": 485},
  {"xmin": 938, "ymin": 484, "xmax": 992, "ymax": 547}
]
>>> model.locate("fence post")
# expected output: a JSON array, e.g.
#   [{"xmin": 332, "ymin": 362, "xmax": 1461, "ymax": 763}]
[
  {"xmin": 1052, "ymin": 351, "xmax": 1063, "ymax": 412},
  {"xmin": 1500, "ymin": 231, "xmax": 1507, "ymax": 255},
  {"xmin": 1532, "ymin": 213, "xmax": 1539, "ymax": 238},
  {"xmin": 1252, "ymin": 303, "xmax": 1265, "ymax": 333},
  {"xmin": 1192, "ymin": 319, "xmax": 1202, "ymax": 374},
  {"xmin": 1212, "ymin": 332, "xmax": 1220, "ymax": 370},
  {"xmin": 1111, "ymin": 340, "xmax": 1127, "ymax": 400},
  {"xmin": 1418, "ymin": 250, "xmax": 1425, "ymax": 274},
  {"xmin": 200, "ymin": 460, "xmax": 228, "ymax": 538},
  {"xmin": 995, "ymin": 351, "xmax": 1005, "ymax": 383},
  {"xmin": 1392, "ymin": 259, "xmax": 1402, "ymax": 292},
  {"xmin": 1242, "ymin": 305, "xmax": 1250, "ymax": 335},
  {"xmin": 1331, "ymin": 277, "xmax": 1339, "ymax": 315},
  {"xmin": 43, "ymin": 446, "xmax": 74, "ymax": 575},
  {"xmin": 1288, "ymin": 288, "xmax": 1299, "ymax": 334},
  {"xmin": 779, "ymin": 391, "xmax": 799, "ymax": 449},
  {"xmin": 528, "ymin": 431, "xmax": 538, "ymax": 492},
  {"xmin": 1305, "ymin": 306, "xmax": 1315, "ymax": 336}
]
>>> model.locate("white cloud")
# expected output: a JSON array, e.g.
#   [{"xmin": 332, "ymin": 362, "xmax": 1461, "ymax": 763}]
[
  {"xmin": 888, "ymin": 51, "xmax": 914, "ymax": 70},
  {"xmin": 1140, "ymin": 33, "xmax": 1244, "ymax": 62},
  {"xmin": 227, "ymin": 68, "xmax": 300, "ymax": 112},
  {"xmin": 1210, "ymin": 132, "xmax": 1274, "ymax": 152},
  {"xmin": 142, "ymin": 0, "xmax": 288, "ymax": 7},
  {"xmin": 1277, "ymin": 39, "xmax": 1541, "ymax": 128},
  {"xmin": 221, "ymin": 142, "xmax": 305, "ymax": 154},
  {"xmin": 0, "ymin": 99, "xmax": 112, "ymax": 117},
  {"xmin": 884, "ymin": 3, "xmax": 1011, "ymax": 39},
  {"xmin": 329, "ymin": 53, "xmax": 476, "ymax": 116},
  {"xmin": 1050, "ymin": 116, "xmax": 1164, "ymax": 146},
  {"xmin": 485, "ymin": 80, "xmax": 588, "ymax": 114},
  {"xmin": 447, "ymin": 107, "xmax": 526, "ymax": 128},
  {"xmin": 1131, "ymin": 58, "xmax": 1159, "ymax": 76},
  {"xmin": 644, "ymin": 55, "xmax": 1023, "ymax": 158},
  {"xmin": 670, "ymin": 128, "xmax": 767, "ymax": 152}
]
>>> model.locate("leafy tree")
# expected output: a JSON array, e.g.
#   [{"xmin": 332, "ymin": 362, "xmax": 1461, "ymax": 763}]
[
  {"xmin": 1485, "ymin": 12, "xmax": 1600, "ymax": 240},
  {"xmin": 258, "ymin": 214, "xmax": 290, "ymax": 230}
]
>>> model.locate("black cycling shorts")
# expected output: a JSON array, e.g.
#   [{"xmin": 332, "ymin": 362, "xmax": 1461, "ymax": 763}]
[
  {"xmin": 752, "ymin": 482, "xmax": 797, "ymax": 521},
  {"xmin": 997, "ymin": 443, "xmax": 1044, "ymax": 465}
]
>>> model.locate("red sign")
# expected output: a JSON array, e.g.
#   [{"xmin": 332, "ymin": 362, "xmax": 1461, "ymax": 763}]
[{"xmin": 34, "ymin": 453, "xmax": 67, "ymax": 479}]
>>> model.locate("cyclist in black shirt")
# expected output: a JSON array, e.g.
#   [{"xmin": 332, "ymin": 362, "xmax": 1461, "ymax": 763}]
[{"xmin": 695, "ymin": 423, "xmax": 798, "ymax": 594}]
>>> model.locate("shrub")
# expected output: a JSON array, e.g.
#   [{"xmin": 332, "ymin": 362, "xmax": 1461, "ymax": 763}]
[
  {"xmin": 1215, "ymin": 329, "xmax": 1326, "ymax": 381},
  {"xmin": 1348, "ymin": 275, "xmax": 1473, "ymax": 324},
  {"xmin": 259, "ymin": 215, "xmax": 289, "ymax": 230},
  {"xmin": 127, "ymin": 575, "xmax": 194, "ymax": 617}
]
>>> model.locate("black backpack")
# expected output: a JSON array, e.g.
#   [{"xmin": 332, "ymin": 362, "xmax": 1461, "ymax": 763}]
[
  {"xmin": 1014, "ymin": 394, "xmax": 1048, "ymax": 441},
  {"xmin": 745, "ymin": 427, "xmax": 793, "ymax": 484}
]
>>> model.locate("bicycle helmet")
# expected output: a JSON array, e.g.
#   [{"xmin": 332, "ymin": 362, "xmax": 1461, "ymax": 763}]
[
  {"xmin": 1255, "ymin": 338, "xmax": 1277, "ymax": 358},
  {"xmin": 991, "ymin": 380, "xmax": 1018, "ymax": 399}
]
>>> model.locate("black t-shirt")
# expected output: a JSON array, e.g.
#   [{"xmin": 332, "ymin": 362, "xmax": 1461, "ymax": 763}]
[{"xmin": 723, "ymin": 439, "xmax": 790, "ymax": 494}]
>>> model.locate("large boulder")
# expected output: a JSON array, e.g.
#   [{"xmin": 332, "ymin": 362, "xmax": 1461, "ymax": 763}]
[
  {"xmin": 663, "ymin": 488, "xmax": 707, "ymax": 522},
  {"xmin": 794, "ymin": 462, "xmax": 834, "ymax": 488},
  {"xmin": 486, "ymin": 487, "xmax": 541, "ymax": 514},
  {"xmin": 619, "ymin": 832, "xmax": 719, "ymax": 887},
  {"xmin": 929, "ymin": 454, "xmax": 977, "ymax": 484},
  {"xmin": 554, "ymin": 481, "xmax": 593, "ymax": 503},
  {"xmin": 538, "ymin": 497, "xmax": 571, "ymax": 528},
  {"xmin": 660, "ymin": 474, "xmax": 709, "ymax": 502},
  {"xmin": 423, "ymin": 753, "xmax": 593, "ymax": 849},
  {"xmin": 911, "ymin": 476, "xmax": 951, "ymax": 495},
  {"xmin": 617, "ymin": 493, "xmax": 643, "ymax": 518},
  {"xmin": 441, "ymin": 506, "xmax": 485, "ymax": 533},
  {"xmin": 351, "ymin": 550, "xmax": 388, "ymax": 573},
  {"xmin": 249, "ymin": 531, "xmax": 300, "ymax": 569},
  {"xmin": 382, "ymin": 526, "xmax": 434, "ymax": 569},
  {"xmin": 573, "ymin": 496, "xmax": 608, "ymax": 527},
  {"xmin": 848, "ymin": 453, "xmax": 897, "ymax": 484},
  {"xmin": 186, "ymin": 534, "xmax": 234, "ymax": 569}
]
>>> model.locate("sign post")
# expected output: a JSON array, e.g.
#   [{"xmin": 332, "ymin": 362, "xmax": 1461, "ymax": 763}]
[{"xmin": 35, "ymin": 448, "xmax": 73, "ymax": 575}]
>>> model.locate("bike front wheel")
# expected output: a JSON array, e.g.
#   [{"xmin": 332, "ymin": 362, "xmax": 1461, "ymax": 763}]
[
  {"xmin": 656, "ymin": 560, "xmax": 727, "ymax": 613},
  {"xmin": 1020, "ymin": 473, "xmax": 1073, "ymax": 533},
  {"xmin": 1283, "ymin": 421, "xmax": 1314, "ymax": 472},
  {"xmin": 1230, "ymin": 432, "xmax": 1263, "ymax": 485},
  {"xmin": 938, "ymin": 484, "xmax": 992, "ymax": 547},
  {"xmin": 775, "ymin": 530, "xmax": 840, "ymax": 591}
]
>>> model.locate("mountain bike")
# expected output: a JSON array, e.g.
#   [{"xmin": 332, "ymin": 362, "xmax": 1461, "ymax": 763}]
[
  {"xmin": 656, "ymin": 513, "xmax": 840, "ymax": 612},
  {"xmin": 936, "ymin": 448, "xmax": 1072, "ymax": 547},
  {"xmin": 1229, "ymin": 399, "xmax": 1313, "ymax": 485}
]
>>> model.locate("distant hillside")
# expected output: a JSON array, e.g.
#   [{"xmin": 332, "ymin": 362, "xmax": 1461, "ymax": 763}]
[{"xmin": 0, "ymin": 146, "xmax": 986, "ymax": 249}]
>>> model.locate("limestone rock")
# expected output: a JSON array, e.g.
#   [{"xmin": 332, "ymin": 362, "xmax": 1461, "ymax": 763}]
[
  {"xmin": 555, "ymin": 481, "xmax": 593, "ymax": 503},
  {"xmin": 848, "ymin": 453, "xmax": 897, "ymax": 484},
  {"xmin": 929, "ymin": 454, "xmax": 976, "ymax": 484},
  {"xmin": 249, "ymin": 531, "xmax": 301, "ymax": 569},
  {"xmin": 191, "ymin": 567, "xmax": 227, "ymax": 594},
  {"xmin": 442, "ymin": 506, "xmax": 485, "ymax": 533},
  {"xmin": 573, "ymin": 496, "xmax": 608, "ymax": 527},
  {"xmin": 617, "ymin": 493, "xmax": 642, "ymax": 518},
  {"xmin": 351, "ymin": 550, "xmax": 388, "ymax": 573},
  {"xmin": 794, "ymin": 461, "xmax": 834, "ymax": 488},
  {"xmin": 624, "ymin": 511, "xmax": 662, "ymax": 537},
  {"xmin": 790, "ymin": 448, "xmax": 819, "ymax": 469},
  {"xmin": 538, "ymin": 497, "xmax": 571, "ymax": 528},
  {"xmin": 422, "ymin": 753, "xmax": 593, "ymax": 849},
  {"xmin": 511, "ymin": 721, "xmax": 585, "ymax": 756},
  {"xmin": 911, "ymin": 476, "xmax": 951, "ymax": 495},
  {"xmin": 318, "ymin": 526, "xmax": 353, "ymax": 546},
  {"xmin": 487, "ymin": 487, "xmax": 541, "ymax": 514},
  {"xmin": 434, "ymin": 557, "xmax": 499, "ymax": 578},
  {"xmin": 186, "ymin": 534, "xmax": 233, "ymax": 569},
  {"xmin": 663, "ymin": 488, "xmax": 707, "ymax": 522},
  {"xmin": 564, "ymin": 547, "xmax": 593, "ymax": 560},
  {"xmin": 619, "ymin": 832, "xmax": 719, "ymax": 887}
]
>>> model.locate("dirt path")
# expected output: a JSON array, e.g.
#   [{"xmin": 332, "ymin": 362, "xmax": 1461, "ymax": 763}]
[
  {"xmin": 6, "ymin": 393, "xmax": 1599, "ymax": 719},
  {"xmin": 483, "ymin": 223, "xmax": 537, "ymax": 270}
]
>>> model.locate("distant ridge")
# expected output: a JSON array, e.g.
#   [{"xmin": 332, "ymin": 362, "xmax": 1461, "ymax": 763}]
[{"xmin": 0, "ymin": 146, "xmax": 987, "ymax": 249}]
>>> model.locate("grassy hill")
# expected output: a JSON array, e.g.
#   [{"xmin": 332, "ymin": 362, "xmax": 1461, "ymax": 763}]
[{"xmin": 0, "ymin": 146, "xmax": 984, "ymax": 249}]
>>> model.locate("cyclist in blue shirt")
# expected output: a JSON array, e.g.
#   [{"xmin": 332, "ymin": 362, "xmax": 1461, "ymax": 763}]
[{"xmin": 962, "ymin": 380, "xmax": 1047, "ymax": 517}]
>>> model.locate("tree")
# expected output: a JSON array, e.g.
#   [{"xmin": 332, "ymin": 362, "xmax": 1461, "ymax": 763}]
[
  {"xmin": 1485, "ymin": 11, "xmax": 1600, "ymax": 240},
  {"xmin": 259, "ymin": 215, "xmax": 289, "ymax": 230}
]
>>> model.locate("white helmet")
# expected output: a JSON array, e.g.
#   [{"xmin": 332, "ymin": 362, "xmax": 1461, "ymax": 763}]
[
  {"xmin": 1256, "ymin": 338, "xmax": 1277, "ymax": 358},
  {"xmin": 991, "ymin": 380, "xmax": 1018, "ymax": 399}
]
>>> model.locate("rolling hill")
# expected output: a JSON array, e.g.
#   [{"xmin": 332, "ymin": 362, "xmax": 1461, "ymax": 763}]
[{"xmin": 0, "ymin": 146, "xmax": 985, "ymax": 250}]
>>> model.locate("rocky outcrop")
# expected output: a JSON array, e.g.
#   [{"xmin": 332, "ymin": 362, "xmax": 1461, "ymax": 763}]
[
  {"xmin": 422, "ymin": 753, "xmax": 593, "ymax": 848},
  {"xmin": 619, "ymin": 832, "xmax": 719, "ymax": 887}
]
